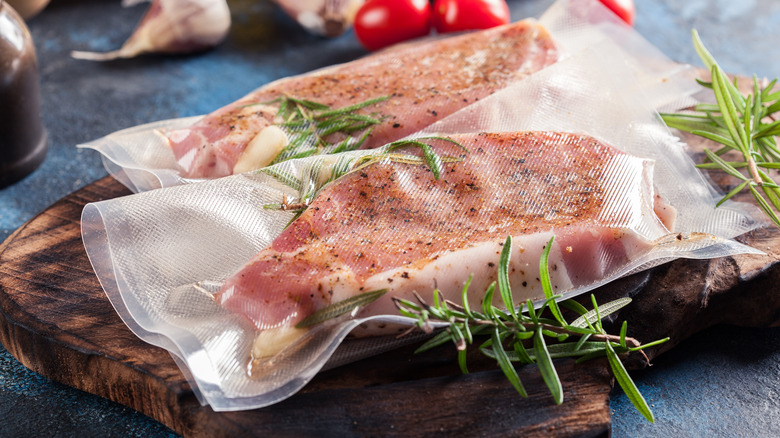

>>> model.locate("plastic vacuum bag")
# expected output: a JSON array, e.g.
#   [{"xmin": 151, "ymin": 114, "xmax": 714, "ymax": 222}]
[
  {"xmin": 79, "ymin": 0, "xmax": 698, "ymax": 193},
  {"xmin": 81, "ymin": 25, "xmax": 762, "ymax": 410}
]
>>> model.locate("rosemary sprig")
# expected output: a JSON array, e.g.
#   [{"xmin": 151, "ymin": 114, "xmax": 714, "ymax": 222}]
[
  {"xmin": 296, "ymin": 289, "xmax": 388, "ymax": 328},
  {"xmin": 258, "ymin": 95, "xmax": 390, "ymax": 164},
  {"xmin": 660, "ymin": 30, "xmax": 780, "ymax": 227},
  {"xmin": 393, "ymin": 236, "xmax": 667, "ymax": 422},
  {"xmin": 295, "ymin": 235, "xmax": 664, "ymax": 419},
  {"xmin": 260, "ymin": 136, "xmax": 466, "ymax": 223},
  {"xmin": 385, "ymin": 136, "xmax": 468, "ymax": 179}
]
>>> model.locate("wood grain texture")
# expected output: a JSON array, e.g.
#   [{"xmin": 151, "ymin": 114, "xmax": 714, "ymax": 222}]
[{"xmin": 0, "ymin": 176, "xmax": 612, "ymax": 437}]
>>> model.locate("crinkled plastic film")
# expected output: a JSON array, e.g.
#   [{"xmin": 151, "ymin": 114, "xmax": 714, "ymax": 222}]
[
  {"xmin": 81, "ymin": 1, "xmax": 763, "ymax": 412},
  {"xmin": 79, "ymin": 0, "xmax": 698, "ymax": 194}
]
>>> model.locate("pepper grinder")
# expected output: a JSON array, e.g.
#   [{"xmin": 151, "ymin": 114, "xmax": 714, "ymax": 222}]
[{"xmin": 0, "ymin": 0, "xmax": 46, "ymax": 189}]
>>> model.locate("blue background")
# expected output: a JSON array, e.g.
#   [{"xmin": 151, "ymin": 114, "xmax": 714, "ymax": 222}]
[{"xmin": 1, "ymin": 0, "xmax": 778, "ymax": 436}]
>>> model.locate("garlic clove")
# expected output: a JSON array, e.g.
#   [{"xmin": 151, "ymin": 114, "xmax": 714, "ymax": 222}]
[
  {"xmin": 248, "ymin": 326, "xmax": 307, "ymax": 376},
  {"xmin": 233, "ymin": 125, "xmax": 290, "ymax": 174},
  {"xmin": 272, "ymin": 0, "xmax": 364, "ymax": 37},
  {"xmin": 71, "ymin": 0, "xmax": 231, "ymax": 61}
]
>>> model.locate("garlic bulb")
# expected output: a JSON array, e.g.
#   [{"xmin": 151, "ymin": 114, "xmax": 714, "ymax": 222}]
[
  {"xmin": 72, "ymin": 0, "xmax": 231, "ymax": 61},
  {"xmin": 5, "ymin": 0, "xmax": 51, "ymax": 19},
  {"xmin": 273, "ymin": 0, "xmax": 364, "ymax": 37}
]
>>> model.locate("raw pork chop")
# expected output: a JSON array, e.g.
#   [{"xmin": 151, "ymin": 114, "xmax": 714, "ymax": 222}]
[
  {"xmin": 168, "ymin": 20, "xmax": 557, "ymax": 178},
  {"xmin": 216, "ymin": 131, "xmax": 674, "ymax": 356}
]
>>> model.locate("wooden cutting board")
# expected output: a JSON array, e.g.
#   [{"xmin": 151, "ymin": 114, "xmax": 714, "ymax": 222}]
[
  {"xmin": 0, "ymin": 176, "xmax": 615, "ymax": 437},
  {"xmin": 2, "ymin": 82, "xmax": 780, "ymax": 436},
  {"xmin": 2, "ymin": 158, "xmax": 780, "ymax": 438}
]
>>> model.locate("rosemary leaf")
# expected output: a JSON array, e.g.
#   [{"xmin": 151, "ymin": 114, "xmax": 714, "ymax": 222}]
[
  {"xmin": 716, "ymin": 180, "xmax": 750, "ymax": 207},
  {"xmin": 394, "ymin": 298, "xmax": 423, "ymax": 316},
  {"xmin": 286, "ymin": 149, "xmax": 320, "ymax": 161},
  {"xmin": 295, "ymin": 289, "xmax": 387, "ymax": 328},
  {"xmin": 606, "ymin": 341, "xmax": 655, "ymax": 423},
  {"xmin": 559, "ymin": 325, "xmax": 598, "ymax": 337},
  {"xmin": 574, "ymin": 333, "xmax": 592, "ymax": 351},
  {"xmin": 513, "ymin": 331, "xmax": 535, "ymax": 341},
  {"xmin": 767, "ymin": 98, "xmax": 780, "ymax": 114},
  {"xmin": 749, "ymin": 184, "xmax": 780, "ymax": 227},
  {"xmin": 457, "ymin": 348, "xmax": 469, "ymax": 374},
  {"xmin": 712, "ymin": 66, "xmax": 748, "ymax": 153},
  {"xmin": 461, "ymin": 274, "xmax": 474, "ymax": 318},
  {"xmin": 420, "ymin": 142, "xmax": 444, "ymax": 179},
  {"xmin": 619, "ymin": 321, "xmax": 629, "ymax": 349},
  {"xmin": 343, "ymin": 128, "xmax": 373, "ymax": 152},
  {"xmin": 756, "ymin": 119, "xmax": 780, "ymax": 138},
  {"xmin": 492, "ymin": 327, "xmax": 527, "ymax": 397},
  {"xmin": 570, "ymin": 297, "xmax": 632, "ymax": 329},
  {"xmin": 629, "ymin": 337, "xmax": 670, "ymax": 352},
  {"xmin": 752, "ymin": 77, "xmax": 763, "ymax": 130},
  {"xmin": 539, "ymin": 236, "xmax": 566, "ymax": 326},
  {"xmin": 482, "ymin": 341, "xmax": 605, "ymax": 362},
  {"xmin": 498, "ymin": 236, "xmax": 517, "ymax": 320},
  {"xmin": 414, "ymin": 330, "xmax": 453, "ymax": 354},
  {"xmin": 461, "ymin": 320, "xmax": 474, "ymax": 345},
  {"xmin": 744, "ymin": 94, "xmax": 754, "ymax": 142},
  {"xmin": 433, "ymin": 288, "xmax": 443, "ymax": 309},
  {"xmin": 534, "ymin": 328, "xmax": 563, "ymax": 404},
  {"xmin": 482, "ymin": 282, "xmax": 497, "ymax": 320},
  {"xmin": 696, "ymin": 162, "xmax": 747, "ymax": 169},
  {"xmin": 450, "ymin": 323, "xmax": 467, "ymax": 354},
  {"xmin": 525, "ymin": 299, "xmax": 538, "ymax": 324},
  {"xmin": 513, "ymin": 337, "xmax": 535, "ymax": 364},
  {"xmin": 548, "ymin": 341, "xmax": 602, "ymax": 356},
  {"xmin": 259, "ymin": 167, "xmax": 302, "ymax": 192},
  {"xmin": 689, "ymin": 129, "xmax": 738, "ymax": 150},
  {"xmin": 592, "ymin": 296, "xmax": 604, "ymax": 332},
  {"xmin": 559, "ymin": 299, "xmax": 589, "ymax": 317},
  {"xmin": 759, "ymin": 170, "xmax": 780, "ymax": 211},
  {"xmin": 692, "ymin": 29, "xmax": 717, "ymax": 72},
  {"xmin": 662, "ymin": 115, "xmax": 726, "ymax": 136},
  {"xmin": 700, "ymin": 149, "xmax": 749, "ymax": 181},
  {"xmin": 316, "ymin": 96, "xmax": 389, "ymax": 118},
  {"xmin": 385, "ymin": 137, "xmax": 466, "ymax": 180},
  {"xmin": 756, "ymin": 137, "xmax": 780, "ymax": 162}
]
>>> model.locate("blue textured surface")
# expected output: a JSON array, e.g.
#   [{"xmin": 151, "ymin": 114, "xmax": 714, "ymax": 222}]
[{"xmin": 0, "ymin": 0, "xmax": 778, "ymax": 436}]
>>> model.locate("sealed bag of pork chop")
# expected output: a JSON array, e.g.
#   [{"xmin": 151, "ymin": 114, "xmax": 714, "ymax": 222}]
[
  {"xmin": 79, "ymin": 0, "xmax": 698, "ymax": 193},
  {"xmin": 81, "ymin": 33, "xmax": 762, "ymax": 411}
]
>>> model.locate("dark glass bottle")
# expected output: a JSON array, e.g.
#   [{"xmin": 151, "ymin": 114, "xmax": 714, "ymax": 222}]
[{"xmin": 0, "ymin": 0, "xmax": 46, "ymax": 189}]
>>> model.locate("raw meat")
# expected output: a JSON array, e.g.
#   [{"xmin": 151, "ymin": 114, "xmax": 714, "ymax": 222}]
[
  {"xmin": 167, "ymin": 20, "xmax": 557, "ymax": 178},
  {"xmin": 216, "ymin": 131, "xmax": 674, "ymax": 356}
]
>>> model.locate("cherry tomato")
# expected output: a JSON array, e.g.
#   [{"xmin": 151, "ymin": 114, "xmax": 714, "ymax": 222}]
[
  {"xmin": 353, "ymin": 0, "xmax": 431, "ymax": 51},
  {"xmin": 598, "ymin": 0, "xmax": 635, "ymax": 26},
  {"xmin": 432, "ymin": 0, "xmax": 510, "ymax": 33}
]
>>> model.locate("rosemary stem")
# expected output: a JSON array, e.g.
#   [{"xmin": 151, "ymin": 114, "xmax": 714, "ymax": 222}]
[
  {"xmin": 748, "ymin": 156, "xmax": 763, "ymax": 186},
  {"xmin": 459, "ymin": 317, "xmax": 642, "ymax": 349},
  {"xmin": 278, "ymin": 193, "xmax": 308, "ymax": 211},
  {"xmin": 431, "ymin": 297, "xmax": 639, "ymax": 347}
]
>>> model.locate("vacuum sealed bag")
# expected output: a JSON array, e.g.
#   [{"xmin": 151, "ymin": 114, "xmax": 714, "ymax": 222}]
[
  {"xmin": 79, "ymin": 0, "xmax": 696, "ymax": 193},
  {"xmin": 82, "ymin": 31, "xmax": 761, "ymax": 410}
]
